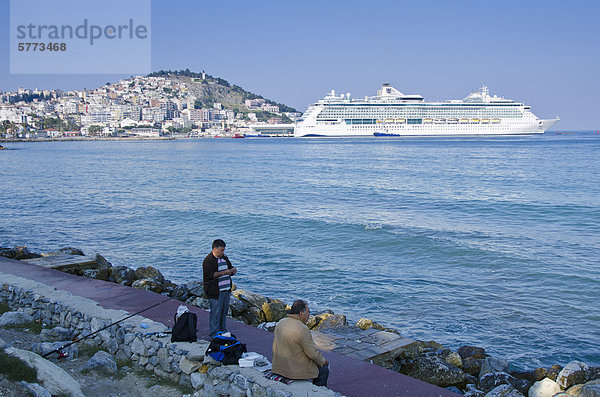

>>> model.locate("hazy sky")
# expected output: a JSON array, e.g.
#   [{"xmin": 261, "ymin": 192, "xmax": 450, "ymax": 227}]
[{"xmin": 2, "ymin": 0, "xmax": 599, "ymax": 130}]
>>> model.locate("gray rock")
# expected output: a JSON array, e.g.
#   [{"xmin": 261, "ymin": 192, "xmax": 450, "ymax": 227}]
[
  {"xmin": 229, "ymin": 385, "xmax": 246, "ymax": 397},
  {"xmin": 190, "ymin": 371, "xmax": 207, "ymax": 389},
  {"xmin": 243, "ymin": 306, "xmax": 263, "ymax": 326},
  {"xmin": 528, "ymin": 378, "xmax": 561, "ymax": 397},
  {"xmin": 6, "ymin": 347, "xmax": 85, "ymax": 397},
  {"xmin": 0, "ymin": 310, "xmax": 34, "ymax": 326},
  {"xmin": 179, "ymin": 356, "xmax": 201, "ymax": 374},
  {"xmin": 580, "ymin": 384, "xmax": 600, "ymax": 397},
  {"xmin": 209, "ymin": 365, "xmax": 233, "ymax": 380},
  {"xmin": 233, "ymin": 289, "xmax": 268, "ymax": 308},
  {"xmin": 110, "ymin": 266, "xmax": 136, "ymax": 286},
  {"xmin": 480, "ymin": 357, "xmax": 510, "ymax": 378},
  {"xmin": 464, "ymin": 357, "xmax": 483, "ymax": 377},
  {"xmin": 313, "ymin": 314, "xmax": 348, "ymax": 329},
  {"xmin": 131, "ymin": 278, "xmax": 164, "ymax": 293},
  {"xmin": 0, "ymin": 337, "xmax": 5, "ymax": 349},
  {"xmin": 485, "ymin": 384, "xmax": 524, "ymax": 397},
  {"xmin": 459, "ymin": 346, "xmax": 487, "ymax": 360},
  {"xmin": 157, "ymin": 347, "xmax": 171, "ymax": 372},
  {"xmin": 187, "ymin": 281, "xmax": 205, "ymax": 297},
  {"xmin": 464, "ymin": 384, "xmax": 485, "ymax": 397},
  {"xmin": 40, "ymin": 326, "xmax": 74, "ymax": 342},
  {"xmin": 134, "ymin": 266, "xmax": 165, "ymax": 283},
  {"xmin": 170, "ymin": 284, "xmax": 189, "ymax": 301},
  {"xmin": 229, "ymin": 294, "xmax": 249, "ymax": 317},
  {"xmin": 479, "ymin": 372, "xmax": 516, "ymax": 394},
  {"xmin": 95, "ymin": 254, "xmax": 112, "ymax": 268},
  {"xmin": 400, "ymin": 355, "xmax": 467, "ymax": 388},
  {"xmin": 84, "ymin": 350, "xmax": 117, "ymax": 374},
  {"xmin": 557, "ymin": 361, "xmax": 590, "ymax": 390},
  {"xmin": 20, "ymin": 382, "xmax": 51, "ymax": 397}
]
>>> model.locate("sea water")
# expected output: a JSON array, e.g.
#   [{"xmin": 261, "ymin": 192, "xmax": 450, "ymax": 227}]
[{"xmin": 1, "ymin": 133, "xmax": 599, "ymax": 370}]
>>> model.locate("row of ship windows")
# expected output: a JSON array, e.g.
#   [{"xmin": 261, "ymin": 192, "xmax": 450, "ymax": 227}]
[{"xmin": 319, "ymin": 112, "xmax": 522, "ymax": 118}]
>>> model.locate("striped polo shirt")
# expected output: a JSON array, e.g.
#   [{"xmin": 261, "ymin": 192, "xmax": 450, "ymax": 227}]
[{"xmin": 217, "ymin": 257, "xmax": 231, "ymax": 292}]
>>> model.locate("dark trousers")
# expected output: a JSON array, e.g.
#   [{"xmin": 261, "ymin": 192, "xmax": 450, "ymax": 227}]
[{"xmin": 313, "ymin": 364, "xmax": 329, "ymax": 387}]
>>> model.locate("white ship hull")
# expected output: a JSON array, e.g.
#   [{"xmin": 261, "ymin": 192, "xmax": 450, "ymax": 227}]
[
  {"xmin": 295, "ymin": 118, "xmax": 559, "ymax": 137},
  {"xmin": 294, "ymin": 84, "xmax": 558, "ymax": 137}
]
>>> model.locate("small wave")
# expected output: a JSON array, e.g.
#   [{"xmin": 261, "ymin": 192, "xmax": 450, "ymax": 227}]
[{"xmin": 364, "ymin": 223, "xmax": 383, "ymax": 230}]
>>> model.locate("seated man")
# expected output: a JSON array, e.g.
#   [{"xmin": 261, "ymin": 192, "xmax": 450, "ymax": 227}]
[{"xmin": 272, "ymin": 299, "xmax": 329, "ymax": 387}]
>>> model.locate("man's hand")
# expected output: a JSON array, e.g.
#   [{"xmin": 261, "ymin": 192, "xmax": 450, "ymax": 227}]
[
  {"xmin": 323, "ymin": 360, "xmax": 329, "ymax": 366},
  {"xmin": 229, "ymin": 267, "xmax": 237, "ymax": 276}
]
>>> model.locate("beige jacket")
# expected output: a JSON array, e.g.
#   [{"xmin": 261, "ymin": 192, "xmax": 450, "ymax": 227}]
[{"xmin": 272, "ymin": 314, "xmax": 326, "ymax": 379}]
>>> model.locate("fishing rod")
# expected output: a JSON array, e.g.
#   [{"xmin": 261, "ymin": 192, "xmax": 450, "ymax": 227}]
[
  {"xmin": 42, "ymin": 297, "xmax": 174, "ymax": 358},
  {"xmin": 42, "ymin": 274, "xmax": 232, "ymax": 358}
]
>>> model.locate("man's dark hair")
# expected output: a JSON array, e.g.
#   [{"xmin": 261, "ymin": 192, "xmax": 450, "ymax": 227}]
[
  {"xmin": 289, "ymin": 300, "xmax": 307, "ymax": 315},
  {"xmin": 212, "ymin": 239, "xmax": 226, "ymax": 249}
]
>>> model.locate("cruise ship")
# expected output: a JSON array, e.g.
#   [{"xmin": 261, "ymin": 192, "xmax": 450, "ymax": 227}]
[{"xmin": 294, "ymin": 84, "xmax": 558, "ymax": 137}]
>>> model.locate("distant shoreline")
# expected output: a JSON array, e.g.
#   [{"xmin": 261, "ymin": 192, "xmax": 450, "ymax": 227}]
[{"xmin": 0, "ymin": 136, "xmax": 176, "ymax": 143}]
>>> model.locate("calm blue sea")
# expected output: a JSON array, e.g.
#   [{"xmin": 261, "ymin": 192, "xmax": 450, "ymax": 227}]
[{"xmin": 1, "ymin": 133, "xmax": 599, "ymax": 370}]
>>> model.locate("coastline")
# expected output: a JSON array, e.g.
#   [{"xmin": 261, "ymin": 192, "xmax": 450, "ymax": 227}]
[{"xmin": 2, "ymin": 245, "xmax": 599, "ymax": 396}]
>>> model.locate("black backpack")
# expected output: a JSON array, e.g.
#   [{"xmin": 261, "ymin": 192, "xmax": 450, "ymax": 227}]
[
  {"xmin": 206, "ymin": 332, "xmax": 247, "ymax": 365},
  {"xmin": 171, "ymin": 312, "xmax": 198, "ymax": 342}
]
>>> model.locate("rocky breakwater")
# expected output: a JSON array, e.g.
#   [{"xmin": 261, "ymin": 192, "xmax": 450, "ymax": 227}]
[
  {"xmin": 4, "ymin": 245, "xmax": 600, "ymax": 397},
  {"xmin": 1, "ymin": 265, "xmax": 340, "ymax": 396}
]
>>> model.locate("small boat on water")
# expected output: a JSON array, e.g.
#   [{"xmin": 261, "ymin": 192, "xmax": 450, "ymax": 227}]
[{"xmin": 232, "ymin": 134, "xmax": 245, "ymax": 138}]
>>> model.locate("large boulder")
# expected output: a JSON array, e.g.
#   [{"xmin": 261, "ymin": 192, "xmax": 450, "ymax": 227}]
[
  {"xmin": 229, "ymin": 295, "xmax": 248, "ymax": 317},
  {"xmin": 0, "ymin": 311, "xmax": 34, "ymax": 327},
  {"xmin": 441, "ymin": 350, "xmax": 463, "ymax": 368},
  {"xmin": 84, "ymin": 351, "xmax": 117, "ymax": 374},
  {"xmin": 169, "ymin": 284, "xmax": 189, "ymax": 301},
  {"xmin": 479, "ymin": 372, "xmax": 517, "ymax": 394},
  {"xmin": 314, "ymin": 314, "xmax": 348, "ymax": 329},
  {"xmin": 355, "ymin": 318, "xmax": 385, "ymax": 331},
  {"xmin": 109, "ymin": 266, "xmax": 136, "ymax": 286},
  {"xmin": 232, "ymin": 289, "xmax": 268, "ymax": 309},
  {"xmin": 261, "ymin": 299, "xmax": 288, "ymax": 322},
  {"xmin": 528, "ymin": 378, "xmax": 561, "ymax": 397},
  {"xmin": 464, "ymin": 384, "xmax": 485, "ymax": 397},
  {"xmin": 400, "ymin": 355, "xmax": 467, "ymax": 388},
  {"xmin": 242, "ymin": 306, "xmax": 262, "ymax": 326},
  {"xmin": 131, "ymin": 278, "xmax": 164, "ymax": 293},
  {"xmin": 1, "ymin": 246, "xmax": 41, "ymax": 260},
  {"xmin": 187, "ymin": 281, "xmax": 205, "ymax": 297},
  {"xmin": 134, "ymin": 266, "xmax": 165, "ymax": 283},
  {"xmin": 464, "ymin": 357, "xmax": 484, "ymax": 377},
  {"xmin": 459, "ymin": 346, "xmax": 487, "ymax": 360},
  {"xmin": 40, "ymin": 327, "xmax": 74, "ymax": 342},
  {"xmin": 547, "ymin": 365, "xmax": 563, "ymax": 381},
  {"xmin": 556, "ymin": 361, "xmax": 590, "ymax": 390},
  {"xmin": 5, "ymin": 347, "xmax": 85, "ymax": 397},
  {"xmin": 480, "ymin": 357, "xmax": 510, "ymax": 378},
  {"xmin": 94, "ymin": 254, "xmax": 112, "ymax": 268},
  {"xmin": 485, "ymin": 384, "xmax": 524, "ymax": 397}
]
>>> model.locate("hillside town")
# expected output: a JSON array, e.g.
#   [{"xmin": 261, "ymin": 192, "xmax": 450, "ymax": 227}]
[{"xmin": 0, "ymin": 71, "xmax": 301, "ymax": 140}]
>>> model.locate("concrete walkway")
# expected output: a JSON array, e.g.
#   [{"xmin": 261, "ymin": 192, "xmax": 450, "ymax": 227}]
[{"xmin": 0, "ymin": 256, "xmax": 459, "ymax": 397}]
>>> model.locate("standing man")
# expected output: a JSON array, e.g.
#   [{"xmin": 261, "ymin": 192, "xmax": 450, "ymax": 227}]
[
  {"xmin": 203, "ymin": 239, "xmax": 237, "ymax": 338},
  {"xmin": 272, "ymin": 300, "xmax": 329, "ymax": 387}
]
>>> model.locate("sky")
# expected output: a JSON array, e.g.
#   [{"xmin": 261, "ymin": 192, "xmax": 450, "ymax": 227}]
[{"xmin": 1, "ymin": 0, "xmax": 599, "ymax": 130}]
